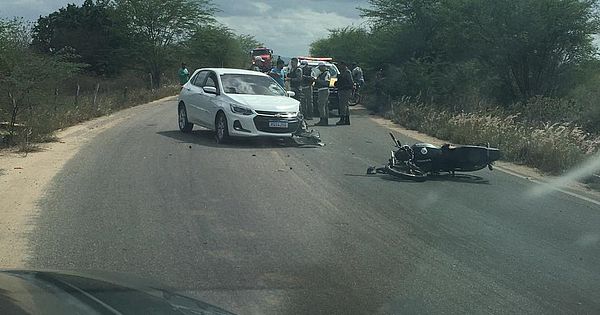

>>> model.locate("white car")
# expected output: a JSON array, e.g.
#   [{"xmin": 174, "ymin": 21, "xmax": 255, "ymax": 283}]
[{"xmin": 178, "ymin": 68, "xmax": 300, "ymax": 143}]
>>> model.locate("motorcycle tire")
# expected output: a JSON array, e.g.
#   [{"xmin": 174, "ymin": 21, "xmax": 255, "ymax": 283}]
[
  {"xmin": 385, "ymin": 165, "xmax": 427, "ymax": 182},
  {"xmin": 349, "ymin": 94, "xmax": 361, "ymax": 106}
]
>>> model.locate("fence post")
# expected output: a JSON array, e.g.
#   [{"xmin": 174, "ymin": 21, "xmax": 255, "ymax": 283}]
[
  {"xmin": 93, "ymin": 82, "xmax": 100, "ymax": 111},
  {"xmin": 75, "ymin": 83, "xmax": 80, "ymax": 105},
  {"xmin": 123, "ymin": 86, "xmax": 128, "ymax": 104},
  {"xmin": 53, "ymin": 88, "xmax": 59, "ymax": 112},
  {"xmin": 149, "ymin": 73, "xmax": 153, "ymax": 91},
  {"xmin": 8, "ymin": 91, "xmax": 18, "ymax": 137}
]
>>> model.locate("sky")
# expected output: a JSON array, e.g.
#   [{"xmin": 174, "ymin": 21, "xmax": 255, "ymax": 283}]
[{"xmin": 0, "ymin": 0, "xmax": 369, "ymax": 56}]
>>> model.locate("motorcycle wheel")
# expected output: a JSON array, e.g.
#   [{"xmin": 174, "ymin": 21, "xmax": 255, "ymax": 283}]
[
  {"xmin": 349, "ymin": 93, "xmax": 361, "ymax": 106},
  {"xmin": 385, "ymin": 165, "xmax": 427, "ymax": 182}
]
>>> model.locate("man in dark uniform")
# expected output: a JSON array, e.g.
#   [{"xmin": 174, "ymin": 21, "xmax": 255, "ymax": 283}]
[
  {"xmin": 300, "ymin": 61, "xmax": 315, "ymax": 120},
  {"xmin": 285, "ymin": 58, "xmax": 303, "ymax": 103},
  {"xmin": 335, "ymin": 61, "xmax": 354, "ymax": 125}
]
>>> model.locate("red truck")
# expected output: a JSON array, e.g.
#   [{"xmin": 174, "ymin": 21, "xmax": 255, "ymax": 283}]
[{"xmin": 251, "ymin": 47, "xmax": 273, "ymax": 70}]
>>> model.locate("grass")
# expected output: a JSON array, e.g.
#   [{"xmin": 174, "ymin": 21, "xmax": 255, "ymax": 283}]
[
  {"xmin": 378, "ymin": 96, "xmax": 600, "ymax": 174},
  {"xmin": 16, "ymin": 142, "xmax": 43, "ymax": 154},
  {"xmin": 2, "ymin": 85, "xmax": 179, "ymax": 148}
]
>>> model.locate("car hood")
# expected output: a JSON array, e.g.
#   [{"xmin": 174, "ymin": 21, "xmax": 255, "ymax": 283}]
[
  {"xmin": 0, "ymin": 270, "xmax": 235, "ymax": 315},
  {"xmin": 227, "ymin": 94, "xmax": 300, "ymax": 112}
]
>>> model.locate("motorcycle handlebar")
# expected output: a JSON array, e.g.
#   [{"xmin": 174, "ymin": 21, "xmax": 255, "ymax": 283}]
[{"xmin": 389, "ymin": 133, "xmax": 401, "ymax": 147}]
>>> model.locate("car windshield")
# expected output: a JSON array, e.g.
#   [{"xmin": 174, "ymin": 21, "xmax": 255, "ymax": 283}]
[
  {"xmin": 327, "ymin": 65, "xmax": 339, "ymax": 77},
  {"xmin": 251, "ymin": 49, "xmax": 270, "ymax": 56},
  {"xmin": 221, "ymin": 74, "xmax": 285, "ymax": 96},
  {"xmin": 307, "ymin": 64, "xmax": 338, "ymax": 77}
]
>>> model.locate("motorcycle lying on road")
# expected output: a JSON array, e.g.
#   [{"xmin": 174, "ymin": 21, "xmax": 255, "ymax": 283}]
[{"xmin": 367, "ymin": 133, "xmax": 501, "ymax": 181}]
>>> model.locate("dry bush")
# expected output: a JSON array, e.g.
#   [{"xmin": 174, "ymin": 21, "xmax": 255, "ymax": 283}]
[{"xmin": 389, "ymin": 98, "xmax": 600, "ymax": 174}]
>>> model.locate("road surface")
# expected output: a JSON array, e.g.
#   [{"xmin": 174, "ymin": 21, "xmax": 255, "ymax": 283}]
[{"xmin": 28, "ymin": 99, "xmax": 600, "ymax": 314}]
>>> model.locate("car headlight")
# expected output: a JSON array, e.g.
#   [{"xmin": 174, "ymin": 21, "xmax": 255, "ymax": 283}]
[{"xmin": 230, "ymin": 104, "xmax": 253, "ymax": 115}]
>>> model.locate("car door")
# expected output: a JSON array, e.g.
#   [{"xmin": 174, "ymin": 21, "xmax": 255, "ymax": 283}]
[
  {"xmin": 184, "ymin": 71, "xmax": 209, "ymax": 125},
  {"xmin": 198, "ymin": 72, "xmax": 221, "ymax": 129}
]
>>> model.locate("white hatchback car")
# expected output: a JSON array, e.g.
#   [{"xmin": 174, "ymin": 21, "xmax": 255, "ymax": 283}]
[{"xmin": 178, "ymin": 68, "xmax": 300, "ymax": 143}]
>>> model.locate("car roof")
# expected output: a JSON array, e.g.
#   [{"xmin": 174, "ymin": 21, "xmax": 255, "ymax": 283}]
[
  {"xmin": 304, "ymin": 61, "xmax": 334, "ymax": 67},
  {"xmin": 195, "ymin": 68, "xmax": 269, "ymax": 77}
]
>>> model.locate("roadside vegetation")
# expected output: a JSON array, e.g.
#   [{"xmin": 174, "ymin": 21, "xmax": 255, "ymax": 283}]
[
  {"xmin": 0, "ymin": 0, "xmax": 261, "ymax": 149},
  {"xmin": 311, "ymin": 0, "xmax": 600, "ymax": 174}
]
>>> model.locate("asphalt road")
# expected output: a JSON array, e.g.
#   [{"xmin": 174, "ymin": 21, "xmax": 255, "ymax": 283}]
[{"xmin": 28, "ymin": 99, "xmax": 600, "ymax": 314}]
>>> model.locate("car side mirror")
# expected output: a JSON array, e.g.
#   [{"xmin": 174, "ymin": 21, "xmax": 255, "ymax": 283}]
[
  {"xmin": 203, "ymin": 86, "xmax": 218, "ymax": 94},
  {"xmin": 286, "ymin": 91, "xmax": 295, "ymax": 97}
]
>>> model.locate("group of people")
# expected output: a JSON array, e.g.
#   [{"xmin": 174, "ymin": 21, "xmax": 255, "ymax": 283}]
[{"xmin": 262, "ymin": 57, "xmax": 362, "ymax": 126}]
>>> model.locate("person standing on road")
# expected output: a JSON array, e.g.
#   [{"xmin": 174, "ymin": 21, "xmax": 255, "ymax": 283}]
[
  {"xmin": 178, "ymin": 63, "xmax": 190, "ymax": 86},
  {"xmin": 374, "ymin": 67, "xmax": 386, "ymax": 112},
  {"xmin": 251, "ymin": 56, "xmax": 264, "ymax": 72},
  {"xmin": 352, "ymin": 62, "xmax": 365, "ymax": 87},
  {"xmin": 300, "ymin": 61, "xmax": 315, "ymax": 120},
  {"xmin": 285, "ymin": 58, "xmax": 303, "ymax": 103},
  {"xmin": 313, "ymin": 62, "xmax": 331, "ymax": 126},
  {"xmin": 335, "ymin": 61, "xmax": 354, "ymax": 125},
  {"xmin": 269, "ymin": 59, "xmax": 286, "ymax": 88}
]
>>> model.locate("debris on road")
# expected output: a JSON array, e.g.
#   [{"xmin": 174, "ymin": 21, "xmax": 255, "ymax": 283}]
[{"xmin": 292, "ymin": 119, "xmax": 323, "ymax": 146}]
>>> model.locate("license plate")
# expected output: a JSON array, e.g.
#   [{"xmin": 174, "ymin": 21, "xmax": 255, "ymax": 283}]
[{"xmin": 269, "ymin": 121, "xmax": 288, "ymax": 128}]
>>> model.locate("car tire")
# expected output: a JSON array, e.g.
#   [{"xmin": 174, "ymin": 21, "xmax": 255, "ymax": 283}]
[
  {"xmin": 178, "ymin": 103, "xmax": 193, "ymax": 133},
  {"xmin": 215, "ymin": 112, "xmax": 230, "ymax": 144}
]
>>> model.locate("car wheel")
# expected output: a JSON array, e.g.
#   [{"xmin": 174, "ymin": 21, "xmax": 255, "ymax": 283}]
[
  {"xmin": 215, "ymin": 112, "xmax": 230, "ymax": 144},
  {"xmin": 178, "ymin": 104, "xmax": 193, "ymax": 133}
]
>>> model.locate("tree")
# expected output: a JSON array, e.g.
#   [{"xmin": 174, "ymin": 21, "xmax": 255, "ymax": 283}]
[
  {"xmin": 236, "ymin": 33, "xmax": 263, "ymax": 67},
  {"xmin": 469, "ymin": 0, "xmax": 600, "ymax": 100},
  {"xmin": 183, "ymin": 25, "xmax": 246, "ymax": 68},
  {"xmin": 32, "ymin": 0, "xmax": 126, "ymax": 75},
  {"xmin": 359, "ymin": 0, "xmax": 600, "ymax": 102},
  {"xmin": 310, "ymin": 27, "xmax": 371, "ymax": 63},
  {"xmin": 113, "ymin": 0, "xmax": 216, "ymax": 88},
  {"xmin": 236, "ymin": 34, "xmax": 263, "ymax": 56},
  {"xmin": 1, "ymin": 18, "xmax": 80, "ymax": 143}
]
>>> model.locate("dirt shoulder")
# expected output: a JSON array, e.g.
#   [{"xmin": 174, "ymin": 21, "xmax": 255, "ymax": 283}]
[
  {"xmin": 364, "ymin": 108, "xmax": 600, "ymax": 203},
  {"xmin": 0, "ymin": 96, "xmax": 176, "ymax": 268}
]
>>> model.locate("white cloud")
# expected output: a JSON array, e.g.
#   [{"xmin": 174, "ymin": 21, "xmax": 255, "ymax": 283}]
[
  {"xmin": 0, "ymin": 0, "xmax": 84, "ymax": 20},
  {"xmin": 218, "ymin": 8, "xmax": 365, "ymax": 57},
  {"xmin": 250, "ymin": 1, "xmax": 272, "ymax": 14}
]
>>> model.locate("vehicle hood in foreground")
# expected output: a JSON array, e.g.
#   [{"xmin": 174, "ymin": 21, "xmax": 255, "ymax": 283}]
[
  {"xmin": 226, "ymin": 94, "xmax": 299, "ymax": 112},
  {"xmin": 0, "ymin": 270, "xmax": 235, "ymax": 315}
]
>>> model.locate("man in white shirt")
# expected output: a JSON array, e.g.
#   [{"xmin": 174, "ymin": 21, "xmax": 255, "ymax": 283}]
[{"xmin": 313, "ymin": 62, "xmax": 331, "ymax": 126}]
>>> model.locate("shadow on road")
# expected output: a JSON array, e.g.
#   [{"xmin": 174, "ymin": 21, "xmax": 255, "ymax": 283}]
[
  {"xmin": 157, "ymin": 129, "xmax": 313, "ymax": 149},
  {"xmin": 373, "ymin": 173, "xmax": 490, "ymax": 185},
  {"xmin": 428, "ymin": 173, "xmax": 490, "ymax": 184}
]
